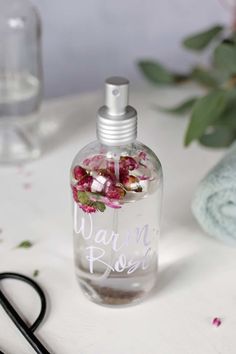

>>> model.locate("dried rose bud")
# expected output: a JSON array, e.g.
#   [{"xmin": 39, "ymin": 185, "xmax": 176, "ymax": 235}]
[
  {"xmin": 75, "ymin": 175, "xmax": 93, "ymax": 192},
  {"xmin": 105, "ymin": 184, "xmax": 126, "ymax": 200},
  {"xmin": 119, "ymin": 167, "xmax": 129, "ymax": 182},
  {"xmin": 119, "ymin": 168, "xmax": 129, "ymax": 184},
  {"xmin": 120, "ymin": 156, "xmax": 138, "ymax": 171},
  {"xmin": 212, "ymin": 317, "xmax": 222, "ymax": 327},
  {"xmin": 121, "ymin": 175, "xmax": 142, "ymax": 192},
  {"xmin": 73, "ymin": 165, "xmax": 87, "ymax": 180},
  {"xmin": 106, "ymin": 160, "xmax": 115, "ymax": 174}
]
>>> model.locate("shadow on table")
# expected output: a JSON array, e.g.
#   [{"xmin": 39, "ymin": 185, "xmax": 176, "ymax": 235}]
[{"xmin": 150, "ymin": 254, "xmax": 196, "ymax": 298}]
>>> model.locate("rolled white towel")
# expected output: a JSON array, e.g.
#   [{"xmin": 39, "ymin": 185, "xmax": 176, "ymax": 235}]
[{"xmin": 192, "ymin": 143, "xmax": 236, "ymax": 246}]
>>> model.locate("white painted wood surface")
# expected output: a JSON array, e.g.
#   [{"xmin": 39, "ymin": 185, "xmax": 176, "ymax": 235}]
[{"xmin": 0, "ymin": 84, "xmax": 235, "ymax": 354}]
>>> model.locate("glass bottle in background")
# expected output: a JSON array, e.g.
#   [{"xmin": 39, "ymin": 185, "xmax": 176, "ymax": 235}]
[
  {"xmin": 0, "ymin": 0, "xmax": 43, "ymax": 163},
  {"xmin": 71, "ymin": 77, "xmax": 163, "ymax": 306}
]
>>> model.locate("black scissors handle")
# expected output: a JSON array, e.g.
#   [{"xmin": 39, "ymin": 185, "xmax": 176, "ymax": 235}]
[{"xmin": 0, "ymin": 272, "xmax": 51, "ymax": 354}]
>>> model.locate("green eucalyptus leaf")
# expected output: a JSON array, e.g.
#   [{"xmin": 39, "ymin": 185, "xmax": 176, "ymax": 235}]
[
  {"xmin": 138, "ymin": 60, "xmax": 175, "ymax": 84},
  {"xmin": 94, "ymin": 201, "xmax": 106, "ymax": 212},
  {"xmin": 159, "ymin": 97, "xmax": 197, "ymax": 115},
  {"xmin": 77, "ymin": 191, "xmax": 90, "ymax": 205},
  {"xmin": 216, "ymin": 95, "xmax": 236, "ymax": 129},
  {"xmin": 33, "ymin": 270, "xmax": 39, "ymax": 277},
  {"xmin": 214, "ymin": 43, "xmax": 236, "ymax": 74},
  {"xmin": 184, "ymin": 89, "xmax": 228, "ymax": 146},
  {"xmin": 190, "ymin": 67, "xmax": 219, "ymax": 88},
  {"xmin": 199, "ymin": 126, "xmax": 235, "ymax": 148},
  {"xmin": 17, "ymin": 240, "xmax": 33, "ymax": 249},
  {"xmin": 183, "ymin": 25, "xmax": 223, "ymax": 51}
]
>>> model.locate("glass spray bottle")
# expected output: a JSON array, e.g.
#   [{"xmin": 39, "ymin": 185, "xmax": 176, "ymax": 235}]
[
  {"xmin": 0, "ymin": 0, "xmax": 43, "ymax": 163},
  {"xmin": 71, "ymin": 77, "xmax": 163, "ymax": 306}
]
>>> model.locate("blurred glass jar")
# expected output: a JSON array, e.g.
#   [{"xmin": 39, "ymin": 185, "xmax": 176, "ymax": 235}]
[{"xmin": 0, "ymin": 0, "xmax": 43, "ymax": 164}]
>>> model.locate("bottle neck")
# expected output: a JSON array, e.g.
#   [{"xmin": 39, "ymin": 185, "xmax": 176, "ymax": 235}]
[{"xmin": 99, "ymin": 141, "xmax": 136, "ymax": 149}]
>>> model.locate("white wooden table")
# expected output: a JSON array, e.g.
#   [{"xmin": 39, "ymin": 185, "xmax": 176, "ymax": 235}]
[{"xmin": 1, "ymin": 84, "xmax": 235, "ymax": 354}]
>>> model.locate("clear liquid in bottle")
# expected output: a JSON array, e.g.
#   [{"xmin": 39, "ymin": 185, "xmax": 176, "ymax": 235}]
[
  {"xmin": 0, "ymin": 72, "xmax": 41, "ymax": 163},
  {"xmin": 72, "ymin": 143, "xmax": 162, "ymax": 306}
]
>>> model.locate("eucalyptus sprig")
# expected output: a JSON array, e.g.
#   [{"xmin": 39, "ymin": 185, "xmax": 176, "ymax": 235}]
[{"xmin": 138, "ymin": 24, "xmax": 236, "ymax": 148}]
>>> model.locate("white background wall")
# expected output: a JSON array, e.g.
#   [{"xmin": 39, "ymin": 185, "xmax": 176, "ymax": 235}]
[{"xmin": 33, "ymin": 0, "xmax": 230, "ymax": 98}]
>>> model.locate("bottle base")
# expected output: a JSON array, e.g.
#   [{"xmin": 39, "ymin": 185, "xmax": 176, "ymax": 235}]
[{"xmin": 76, "ymin": 275, "xmax": 156, "ymax": 307}]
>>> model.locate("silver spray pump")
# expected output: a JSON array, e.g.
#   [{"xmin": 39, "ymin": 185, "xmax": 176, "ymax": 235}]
[{"xmin": 97, "ymin": 77, "xmax": 137, "ymax": 146}]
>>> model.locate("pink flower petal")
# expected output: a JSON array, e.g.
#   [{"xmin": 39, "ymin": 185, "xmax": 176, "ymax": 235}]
[
  {"xmin": 138, "ymin": 151, "xmax": 147, "ymax": 160},
  {"xmin": 138, "ymin": 175, "xmax": 150, "ymax": 180},
  {"xmin": 79, "ymin": 204, "xmax": 97, "ymax": 213},
  {"xmin": 101, "ymin": 197, "xmax": 121, "ymax": 209},
  {"xmin": 86, "ymin": 155, "xmax": 106, "ymax": 171},
  {"xmin": 104, "ymin": 184, "xmax": 125, "ymax": 200},
  {"xmin": 212, "ymin": 317, "xmax": 222, "ymax": 327},
  {"xmin": 83, "ymin": 158, "xmax": 91, "ymax": 166}
]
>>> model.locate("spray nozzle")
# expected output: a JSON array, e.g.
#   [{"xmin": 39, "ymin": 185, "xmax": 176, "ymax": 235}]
[
  {"xmin": 105, "ymin": 77, "xmax": 129, "ymax": 116},
  {"xmin": 97, "ymin": 77, "xmax": 137, "ymax": 146}
]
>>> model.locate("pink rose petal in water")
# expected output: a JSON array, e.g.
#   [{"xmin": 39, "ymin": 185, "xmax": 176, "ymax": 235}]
[
  {"xmin": 212, "ymin": 317, "xmax": 222, "ymax": 327},
  {"xmin": 138, "ymin": 151, "xmax": 147, "ymax": 160},
  {"xmin": 138, "ymin": 175, "xmax": 150, "ymax": 180},
  {"xmin": 79, "ymin": 204, "xmax": 97, "ymax": 213},
  {"xmin": 89, "ymin": 155, "xmax": 105, "ymax": 170},
  {"xmin": 83, "ymin": 158, "xmax": 91, "ymax": 166},
  {"xmin": 101, "ymin": 197, "xmax": 121, "ymax": 209}
]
